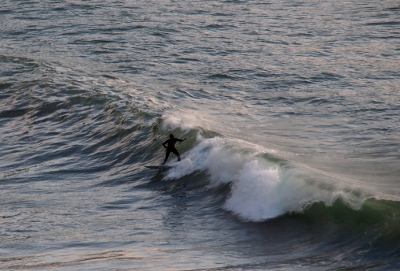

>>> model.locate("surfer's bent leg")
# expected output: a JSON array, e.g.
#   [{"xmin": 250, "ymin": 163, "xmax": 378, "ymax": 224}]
[{"xmin": 172, "ymin": 148, "xmax": 181, "ymax": 161}]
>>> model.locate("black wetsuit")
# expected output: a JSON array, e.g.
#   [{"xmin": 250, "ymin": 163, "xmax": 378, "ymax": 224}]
[{"xmin": 162, "ymin": 137, "xmax": 184, "ymax": 164}]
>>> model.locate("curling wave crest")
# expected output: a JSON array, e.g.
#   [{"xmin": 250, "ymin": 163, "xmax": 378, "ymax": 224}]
[{"xmin": 161, "ymin": 120, "xmax": 367, "ymax": 221}]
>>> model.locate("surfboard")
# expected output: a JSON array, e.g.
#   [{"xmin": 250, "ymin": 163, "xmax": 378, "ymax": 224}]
[{"xmin": 145, "ymin": 165, "xmax": 172, "ymax": 170}]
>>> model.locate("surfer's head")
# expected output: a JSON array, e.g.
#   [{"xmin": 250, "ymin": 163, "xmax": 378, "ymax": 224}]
[{"xmin": 169, "ymin": 134, "xmax": 174, "ymax": 138}]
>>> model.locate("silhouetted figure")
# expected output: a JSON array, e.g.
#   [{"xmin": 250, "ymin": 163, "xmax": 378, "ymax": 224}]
[{"xmin": 162, "ymin": 134, "xmax": 186, "ymax": 165}]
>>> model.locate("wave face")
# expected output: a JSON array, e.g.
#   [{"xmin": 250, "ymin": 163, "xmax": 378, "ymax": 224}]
[
  {"xmin": 1, "ymin": 0, "xmax": 400, "ymax": 270},
  {"xmin": 160, "ymin": 113, "xmax": 394, "ymax": 224}
]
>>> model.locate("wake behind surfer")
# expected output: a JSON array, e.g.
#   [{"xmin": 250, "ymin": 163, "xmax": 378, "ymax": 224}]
[{"xmin": 162, "ymin": 134, "xmax": 186, "ymax": 165}]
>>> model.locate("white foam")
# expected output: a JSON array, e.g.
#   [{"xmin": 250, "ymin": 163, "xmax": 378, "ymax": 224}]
[
  {"xmin": 225, "ymin": 160, "xmax": 282, "ymax": 220},
  {"xmin": 225, "ymin": 162, "xmax": 340, "ymax": 221}
]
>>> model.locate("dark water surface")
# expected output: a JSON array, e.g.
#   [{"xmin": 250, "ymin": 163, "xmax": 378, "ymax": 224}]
[{"xmin": 1, "ymin": 0, "xmax": 400, "ymax": 270}]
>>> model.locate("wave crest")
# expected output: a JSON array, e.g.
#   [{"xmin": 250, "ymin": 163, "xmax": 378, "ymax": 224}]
[{"xmin": 160, "ymin": 114, "xmax": 372, "ymax": 222}]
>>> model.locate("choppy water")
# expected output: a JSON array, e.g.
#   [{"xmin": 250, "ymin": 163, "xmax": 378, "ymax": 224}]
[{"xmin": 1, "ymin": 0, "xmax": 400, "ymax": 270}]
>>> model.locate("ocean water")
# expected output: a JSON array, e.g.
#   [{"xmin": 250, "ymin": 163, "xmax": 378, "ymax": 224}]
[{"xmin": 1, "ymin": 0, "xmax": 400, "ymax": 270}]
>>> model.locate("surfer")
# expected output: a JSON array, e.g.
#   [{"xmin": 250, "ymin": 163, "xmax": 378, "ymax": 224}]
[{"xmin": 162, "ymin": 134, "xmax": 186, "ymax": 165}]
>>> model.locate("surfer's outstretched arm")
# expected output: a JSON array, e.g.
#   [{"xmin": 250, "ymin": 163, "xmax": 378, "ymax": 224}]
[{"xmin": 177, "ymin": 138, "xmax": 186, "ymax": 143}]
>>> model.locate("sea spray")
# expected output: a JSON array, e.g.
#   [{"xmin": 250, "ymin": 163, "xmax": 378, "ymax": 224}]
[{"xmin": 161, "ymin": 110, "xmax": 213, "ymax": 133}]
